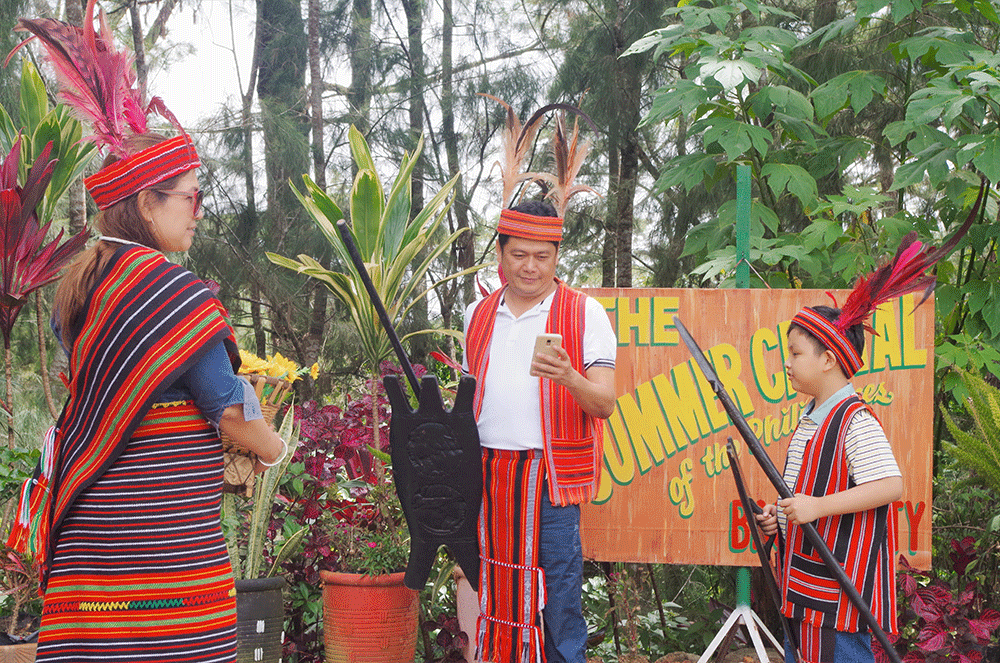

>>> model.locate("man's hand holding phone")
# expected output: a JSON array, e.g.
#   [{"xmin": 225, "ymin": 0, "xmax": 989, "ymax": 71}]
[{"xmin": 530, "ymin": 333, "xmax": 564, "ymax": 379}]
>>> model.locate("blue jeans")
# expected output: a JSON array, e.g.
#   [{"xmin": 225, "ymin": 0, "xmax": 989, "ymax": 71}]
[
  {"xmin": 539, "ymin": 487, "xmax": 587, "ymax": 663},
  {"xmin": 784, "ymin": 631, "xmax": 873, "ymax": 663}
]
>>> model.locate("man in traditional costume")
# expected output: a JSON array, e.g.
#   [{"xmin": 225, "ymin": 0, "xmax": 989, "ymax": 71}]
[{"xmin": 463, "ymin": 102, "xmax": 616, "ymax": 663}]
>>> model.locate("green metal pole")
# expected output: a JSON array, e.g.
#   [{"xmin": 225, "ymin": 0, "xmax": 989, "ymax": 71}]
[
  {"xmin": 736, "ymin": 164, "xmax": 751, "ymax": 290},
  {"xmin": 736, "ymin": 163, "xmax": 751, "ymax": 606}
]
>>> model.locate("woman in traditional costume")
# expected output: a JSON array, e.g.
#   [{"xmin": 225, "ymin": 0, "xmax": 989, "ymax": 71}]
[{"xmin": 6, "ymin": 2, "xmax": 286, "ymax": 661}]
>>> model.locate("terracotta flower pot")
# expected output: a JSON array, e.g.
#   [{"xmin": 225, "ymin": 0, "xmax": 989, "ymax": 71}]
[{"xmin": 320, "ymin": 570, "xmax": 418, "ymax": 663}]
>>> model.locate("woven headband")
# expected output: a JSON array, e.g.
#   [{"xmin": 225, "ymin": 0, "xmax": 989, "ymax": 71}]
[
  {"xmin": 83, "ymin": 134, "xmax": 200, "ymax": 210},
  {"xmin": 790, "ymin": 307, "xmax": 864, "ymax": 378},
  {"xmin": 497, "ymin": 208, "xmax": 563, "ymax": 243}
]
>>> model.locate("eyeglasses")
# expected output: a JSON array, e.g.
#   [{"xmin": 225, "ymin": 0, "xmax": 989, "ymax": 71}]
[{"xmin": 158, "ymin": 189, "xmax": 204, "ymax": 217}]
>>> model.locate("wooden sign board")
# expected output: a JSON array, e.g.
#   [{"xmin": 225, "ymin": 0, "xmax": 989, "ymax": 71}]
[{"xmin": 579, "ymin": 288, "xmax": 932, "ymax": 570}]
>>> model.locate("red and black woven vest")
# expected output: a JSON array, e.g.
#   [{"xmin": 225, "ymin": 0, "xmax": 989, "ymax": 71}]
[
  {"xmin": 465, "ymin": 281, "xmax": 603, "ymax": 506},
  {"xmin": 780, "ymin": 395, "xmax": 898, "ymax": 635}
]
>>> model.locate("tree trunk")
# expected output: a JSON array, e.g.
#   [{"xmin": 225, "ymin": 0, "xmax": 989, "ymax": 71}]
[
  {"xmin": 307, "ymin": 0, "xmax": 326, "ymax": 191},
  {"xmin": 128, "ymin": 1, "xmax": 147, "ymax": 98},
  {"xmin": 5, "ymin": 342, "xmax": 12, "ymax": 448},
  {"xmin": 440, "ymin": 0, "xmax": 475, "ymax": 307},
  {"xmin": 402, "ymin": 0, "xmax": 424, "ymax": 216},
  {"xmin": 63, "ymin": 0, "xmax": 83, "ymax": 26},
  {"xmin": 610, "ymin": 0, "xmax": 641, "ymax": 288},
  {"xmin": 36, "ymin": 292, "xmax": 58, "ymax": 420},
  {"xmin": 257, "ymin": 0, "xmax": 309, "ymax": 252},
  {"xmin": 348, "ymin": 0, "xmax": 372, "ymax": 135}
]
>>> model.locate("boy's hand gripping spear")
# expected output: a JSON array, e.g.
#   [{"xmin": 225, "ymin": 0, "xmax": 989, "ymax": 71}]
[
  {"xmin": 673, "ymin": 316, "xmax": 902, "ymax": 663},
  {"xmin": 336, "ymin": 220, "xmax": 482, "ymax": 591}
]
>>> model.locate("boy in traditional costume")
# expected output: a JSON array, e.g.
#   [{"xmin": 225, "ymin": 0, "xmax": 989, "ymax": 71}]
[
  {"xmin": 463, "ymin": 99, "xmax": 616, "ymax": 663},
  {"xmin": 757, "ymin": 223, "xmax": 980, "ymax": 663}
]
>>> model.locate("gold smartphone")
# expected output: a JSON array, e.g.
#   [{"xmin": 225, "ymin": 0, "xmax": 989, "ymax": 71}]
[{"xmin": 533, "ymin": 333, "xmax": 563, "ymax": 360}]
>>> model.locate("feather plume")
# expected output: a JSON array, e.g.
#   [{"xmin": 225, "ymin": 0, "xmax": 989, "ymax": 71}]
[
  {"xmin": 8, "ymin": 0, "xmax": 178, "ymax": 158},
  {"xmin": 836, "ymin": 179, "xmax": 985, "ymax": 332},
  {"xmin": 478, "ymin": 93, "xmax": 551, "ymax": 208},
  {"xmin": 544, "ymin": 112, "xmax": 600, "ymax": 218}
]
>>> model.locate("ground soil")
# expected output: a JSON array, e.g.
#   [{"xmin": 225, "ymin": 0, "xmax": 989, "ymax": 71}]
[{"xmin": 587, "ymin": 645, "xmax": 784, "ymax": 663}]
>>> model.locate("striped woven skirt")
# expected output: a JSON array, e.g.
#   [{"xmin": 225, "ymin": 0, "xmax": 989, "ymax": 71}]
[
  {"xmin": 36, "ymin": 401, "xmax": 237, "ymax": 663},
  {"xmin": 477, "ymin": 447, "xmax": 546, "ymax": 663}
]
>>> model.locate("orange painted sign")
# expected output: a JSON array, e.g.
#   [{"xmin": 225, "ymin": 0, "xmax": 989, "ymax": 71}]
[{"xmin": 579, "ymin": 288, "xmax": 932, "ymax": 570}]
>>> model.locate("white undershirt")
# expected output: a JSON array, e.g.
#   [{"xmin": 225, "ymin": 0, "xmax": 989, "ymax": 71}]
[{"xmin": 463, "ymin": 291, "xmax": 616, "ymax": 450}]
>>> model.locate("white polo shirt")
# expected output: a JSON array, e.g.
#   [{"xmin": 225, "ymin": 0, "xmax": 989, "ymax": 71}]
[{"xmin": 463, "ymin": 290, "xmax": 617, "ymax": 450}]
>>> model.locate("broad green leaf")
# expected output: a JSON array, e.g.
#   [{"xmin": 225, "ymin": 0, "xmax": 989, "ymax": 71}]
[
  {"xmin": 890, "ymin": 0, "xmax": 920, "ymax": 23},
  {"xmin": 799, "ymin": 15, "xmax": 858, "ymax": 50},
  {"xmin": 350, "ymin": 169, "xmax": 384, "ymax": 257},
  {"xmin": 971, "ymin": 135, "xmax": 1000, "ymax": 182},
  {"xmin": 761, "ymin": 163, "xmax": 818, "ymax": 210},
  {"xmin": 702, "ymin": 118, "xmax": 771, "ymax": 161},
  {"xmin": 966, "ymin": 280, "xmax": 990, "ymax": 314},
  {"xmin": 856, "ymin": 0, "xmax": 892, "ymax": 17},
  {"xmin": 18, "ymin": 60, "xmax": 48, "ymax": 145},
  {"xmin": 347, "ymin": 125, "xmax": 377, "ymax": 179},
  {"xmin": 653, "ymin": 153, "xmax": 719, "ymax": 193},
  {"xmin": 758, "ymin": 85, "xmax": 813, "ymax": 121},
  {"xmin": 753, "ymin": 200, "xmax": 780, "ymax": 233},
  {"xmin": 812, "ymin": 71, "xmax": 886, "ymax": 121},
  {"xmin": 0, "ymin": 105, "xmax": 18, "ymax": 153},
  {"xmin": 640, "ymin": 80, "xmax": 712, "ymax": 127},
  {"xmin": 974, "ymin": 0, "xmax": 1000, "ymax": 23},
  {"xmin": 701, "ymin": 58, "xmax": 761, "ymax": 91}
]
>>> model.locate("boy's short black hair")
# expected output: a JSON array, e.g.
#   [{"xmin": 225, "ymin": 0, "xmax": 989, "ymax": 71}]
[
  {"xmin": 788, "ymin": 305, "xmax": 865, "ymax": 377},
  {"xmin": 498, "ymin": 200, "xmax": 561, "ymax": 251}
]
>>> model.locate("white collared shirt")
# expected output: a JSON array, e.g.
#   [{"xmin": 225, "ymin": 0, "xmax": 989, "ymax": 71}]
[{"xmin": 463, "ymin": 290, "xmax": 616, "ymax": 450}]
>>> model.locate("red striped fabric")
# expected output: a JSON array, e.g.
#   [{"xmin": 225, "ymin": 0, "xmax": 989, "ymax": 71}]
[
  {"xmin": 84, "ymin": 134, "xmax": 200, "ymax": 210},
  {"xmin": 476, "ymin": 448, "xmax": 545, "ymax": 663},
  {"xmin": 497, "ymin": 208, "xmax": 564, "ymax": 242},
  {"xmin": 465, "ymin": 280, "xmax": 603, "ymax": 506},
  {"xmin": 791, "ymin": 307, "xmax": 864, "ymax": 377},
  {"xmin": 38, "ymin": 246, "xmax": 232, "ymax": 585},
  {"xmin": 36, "ymin": 402, "xmax": 237, "ymax": 662},
  {"xmin": 780, "ymin": 396, "xmax": 898, "ymax": 640}
]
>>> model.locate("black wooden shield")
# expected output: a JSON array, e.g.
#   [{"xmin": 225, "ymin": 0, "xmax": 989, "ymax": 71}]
[{"xmin": 384, "ymin": 375, "xmax": 482, "ymax": 591}]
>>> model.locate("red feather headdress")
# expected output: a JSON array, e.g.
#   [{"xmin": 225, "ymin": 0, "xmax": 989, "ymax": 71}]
[
  {"xmin": 7, "ymin": 0, "xmax": 199, "ymax": 209},
  {"xmin": 792, "ymin": 180, "xmax": 985, "ymax": 377}
]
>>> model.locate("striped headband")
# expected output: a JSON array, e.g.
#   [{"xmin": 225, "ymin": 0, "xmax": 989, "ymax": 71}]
[
  {"xmin": 790, "ymin": 307, "xmax": 864, "ymax": 378},
  {"xmin": 84, "ymin": 134, "xmax": 200, "ymax": 210},
  {"xmin": 497, "ymin": 208, "xmax": 563, "ymax": 243}
]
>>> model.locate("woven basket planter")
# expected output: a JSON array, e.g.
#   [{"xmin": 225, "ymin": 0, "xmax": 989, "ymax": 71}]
[{"xmin": 222, "ymin": 374, "xmax": 292, "ymax": 497}]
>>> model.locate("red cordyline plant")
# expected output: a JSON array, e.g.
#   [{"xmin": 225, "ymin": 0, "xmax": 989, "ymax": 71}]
[{"xmin": 0, "ymin": 138, "xmax": 87, "ymax": 437}]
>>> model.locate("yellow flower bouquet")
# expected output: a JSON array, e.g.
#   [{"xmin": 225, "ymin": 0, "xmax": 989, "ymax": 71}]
[{"xmin": 223, "ymin": 351, "xmax": 319, "ymax": 495}]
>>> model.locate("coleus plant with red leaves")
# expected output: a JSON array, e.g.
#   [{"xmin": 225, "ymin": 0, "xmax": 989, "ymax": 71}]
[{"xmin": 877, "ymin": 537, "xmax": 1000, "ymax": 663}]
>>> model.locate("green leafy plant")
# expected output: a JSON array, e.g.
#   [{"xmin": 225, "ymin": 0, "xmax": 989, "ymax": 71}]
[
  {"xmin": 939, "ymin": 367, "xmax": 1000, "ymax": 504},
  {"xmin": 0, "ymin": 60, "xmax": 97, "ymax": 229},
  {"xmin": 267, "ymin": 125, "xmax": 482, "ymax": 374},
  {"xmin": 222, "ymin": 406, "xmax": 307, "ymax": 581}
]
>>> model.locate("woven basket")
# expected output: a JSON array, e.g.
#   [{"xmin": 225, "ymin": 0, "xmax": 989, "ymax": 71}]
[{"xmin": 222, "ymin": 374, "xmax": 293, "ymax": 497}]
